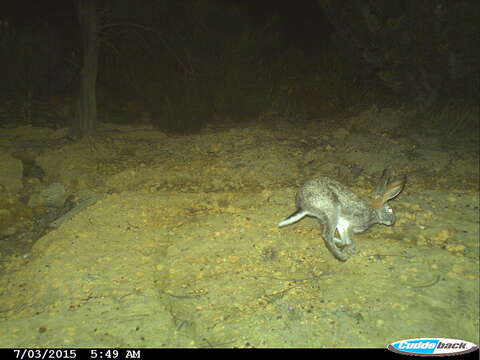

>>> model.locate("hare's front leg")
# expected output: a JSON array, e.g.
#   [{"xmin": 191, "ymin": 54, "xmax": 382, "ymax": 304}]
[
  {"xmin": 319, "ymin": 217, "xmax": 349, "ymax": 262},
  {"xmin": 336, "ymin": 221, "xmax": 359, "ymax": 255}
]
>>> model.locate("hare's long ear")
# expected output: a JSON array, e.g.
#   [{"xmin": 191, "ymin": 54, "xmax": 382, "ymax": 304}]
[
  {"xmin": 372, "ymin": 171, "xmax": 406, "ymax": 208},
  {"xmin": 381, "ymin": 176, "xmax": 406, "ymax": 203},
  {"xmin": 375, "ymin": 168, "xmax": 391, "ymax": 196}
]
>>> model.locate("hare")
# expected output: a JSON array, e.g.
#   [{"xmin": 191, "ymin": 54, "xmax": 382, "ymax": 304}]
[{"xmin": 278, "ymin": 169, "xmax": 406, "ymax": 261}]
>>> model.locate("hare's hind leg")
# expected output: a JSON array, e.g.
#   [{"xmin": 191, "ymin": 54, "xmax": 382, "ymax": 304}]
[{"xmin": 318, "ymin": 214, "xmax": 349, "ymax": 262}]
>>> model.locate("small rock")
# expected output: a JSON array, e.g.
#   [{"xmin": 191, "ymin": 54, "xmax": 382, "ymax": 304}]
[{"xmin": 445, "ymin": 244, "xmax": 466, "ymax": 256}]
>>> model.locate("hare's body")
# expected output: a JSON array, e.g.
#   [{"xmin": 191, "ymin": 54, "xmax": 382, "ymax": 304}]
[{"xmin": 278, "ymin": 170, "xmax": 405, "ymax": 261}]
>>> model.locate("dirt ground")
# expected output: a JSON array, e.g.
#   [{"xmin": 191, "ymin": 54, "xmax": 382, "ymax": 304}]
[{"xmin": 0, "ymin": 112, "xmax": 478, "ymax": 348}]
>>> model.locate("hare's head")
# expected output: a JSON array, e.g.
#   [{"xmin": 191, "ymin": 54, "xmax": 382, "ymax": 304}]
[{"xmin": 371, "ymin": 169, "xmax": 406, "ymax": 225}]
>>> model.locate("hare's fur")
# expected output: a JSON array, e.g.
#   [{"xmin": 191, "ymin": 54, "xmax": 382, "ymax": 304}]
[{"xmin": 278, "ymin": 170, "xmax": 405, "ymax": 261}]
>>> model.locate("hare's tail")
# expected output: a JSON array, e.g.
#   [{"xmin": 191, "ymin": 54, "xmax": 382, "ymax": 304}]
[{"xmin": 278, "ymin": 209, "xmax": 308, "ymax": 227}]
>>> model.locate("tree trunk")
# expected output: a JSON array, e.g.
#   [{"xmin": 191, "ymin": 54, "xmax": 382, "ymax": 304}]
[{"xmin": 70, "ymin": 0, "xmax": 99, "ymax": 138}]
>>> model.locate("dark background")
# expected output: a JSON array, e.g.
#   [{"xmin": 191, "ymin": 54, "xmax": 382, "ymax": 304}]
[{"xmin": 1, "ymin": 0, "xmax": 478, "ymax": 133}]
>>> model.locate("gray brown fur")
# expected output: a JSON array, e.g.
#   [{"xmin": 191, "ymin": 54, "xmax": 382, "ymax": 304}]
[{"xmin": 278, "ymin": 169, "xmax": 406, "ymax": 262}]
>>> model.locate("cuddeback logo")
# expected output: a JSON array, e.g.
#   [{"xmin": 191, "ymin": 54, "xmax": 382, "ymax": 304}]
[{"xmin": 388, "ymin": 338, "xmax": 478, "ymax": 356}]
